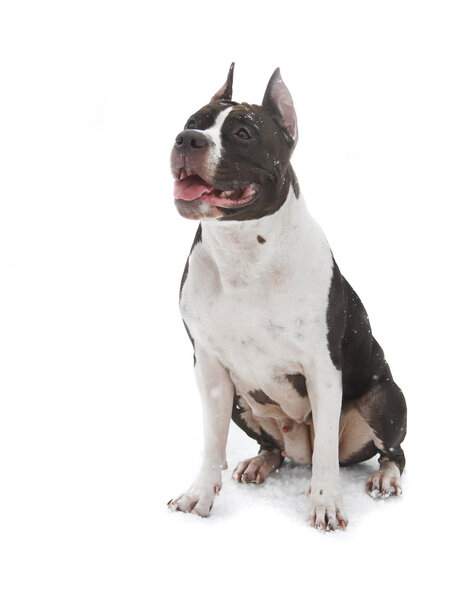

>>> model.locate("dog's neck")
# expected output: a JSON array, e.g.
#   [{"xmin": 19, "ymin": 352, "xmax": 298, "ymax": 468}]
[{"xmin": 201, "ymin": 186, "xmax": 309, "ymax": 288}]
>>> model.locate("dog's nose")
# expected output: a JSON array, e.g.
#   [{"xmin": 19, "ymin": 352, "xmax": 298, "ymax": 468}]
[{"xmin": 174, "ymin": 130, "xmax": 209, "ymax": 154}]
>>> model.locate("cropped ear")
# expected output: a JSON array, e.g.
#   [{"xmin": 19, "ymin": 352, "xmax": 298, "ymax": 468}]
[
  {"xmin": 262, "ymin": 68, "xmax": 298, "ymax": 146},
  {"xmin": 211, "ymin": 63, "xmax": 235, "ymax": 102}
]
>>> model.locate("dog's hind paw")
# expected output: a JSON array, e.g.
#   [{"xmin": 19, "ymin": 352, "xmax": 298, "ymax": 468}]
[{"xmin": 366, "ymin": 463, "xmax": 402, "ymax": 499}]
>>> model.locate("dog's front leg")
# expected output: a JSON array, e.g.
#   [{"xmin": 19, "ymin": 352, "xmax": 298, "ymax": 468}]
[
  {"xmin": 305, "ymin": 357, "xmax": 348, "ymax": 531},
  {"xmin": 168, "ymin": 348, "xmax": 233, "ymax": 517}
]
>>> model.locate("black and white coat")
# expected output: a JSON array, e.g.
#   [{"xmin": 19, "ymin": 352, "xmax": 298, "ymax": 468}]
[{"xmin": 169, "ymin": 66, "xmax": 406, "ymax": 531}]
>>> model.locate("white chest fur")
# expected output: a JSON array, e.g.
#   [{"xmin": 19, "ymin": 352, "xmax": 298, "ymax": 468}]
[{"xmin": 180, "ymin": 189, "xmax": 334, "ymax": 420}]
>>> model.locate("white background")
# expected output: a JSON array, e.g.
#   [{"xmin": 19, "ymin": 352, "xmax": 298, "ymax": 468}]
[{"xmin": 1, "ymin": 1, "xmax": 468, "ymax": 598}]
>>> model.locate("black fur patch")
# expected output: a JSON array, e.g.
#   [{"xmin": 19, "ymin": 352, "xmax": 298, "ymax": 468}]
[
  {"xmin": 339, "ymin": 440, "xmax": 377, "ymax": 467},
  {"xmin": 285, "ymin": 373, "xmax": 308, "ymax": 397},
  {"xmin": 179, "ymin": 223, "xmax": 202, "ymax": 299},
  {"xmin": 290, "ymin": 166, "xmax": 300, "ymax": 198},
  {"xmin": 248, "ymin": 389, "xmax": 279, "ymax": 406},
  {"xmin": 326, "ymin": 257, "xmax": 346, "ymax": 369},
  {"xmin": 325, "ymin": 259, "xmax": 407, "ymax": 473},
  {"xmin": 341, "ymin": 280, "xmax": 378, "ymax": 400},
  {"xmin": 357, "ymin": 379, "xmax": 407, "ymax": 474},
  {"xmin": 326, "ymin": 259, "xmax": 395, "ymax": 402},
  {"xmin": 179, "ymin": 224, "xmax": 202, "ymax": 365}
]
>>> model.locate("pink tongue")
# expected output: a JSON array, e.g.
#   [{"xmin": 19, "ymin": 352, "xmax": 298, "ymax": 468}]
[{"xmin": 174, "ymin": 175, "xmax": 214, "ymax": 201}]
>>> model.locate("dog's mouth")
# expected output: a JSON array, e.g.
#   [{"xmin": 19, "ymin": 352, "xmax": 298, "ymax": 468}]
[{"xmin": 173, "ymin": 173, "xmax": 259, "ymax": 209}]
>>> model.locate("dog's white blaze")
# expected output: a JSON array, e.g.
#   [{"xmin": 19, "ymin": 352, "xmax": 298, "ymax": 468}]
[{"xmin": 194, "ymin": 107, "xmax": 233, "ymax": 178}]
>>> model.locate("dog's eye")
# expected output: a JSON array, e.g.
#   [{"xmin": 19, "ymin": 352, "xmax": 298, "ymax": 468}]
[
  {"xmin": 186, "ymin": 119, "xmax": 196, "ymax": 129},
  {"xmin": 236, "ymin": 127, "xmax": 251, "ymax": 140}
]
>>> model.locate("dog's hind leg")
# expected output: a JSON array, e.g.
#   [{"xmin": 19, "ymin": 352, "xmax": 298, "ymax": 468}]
[{"xmin": 356, "ymin": 376, "xmax": 407, "ymax": 498}]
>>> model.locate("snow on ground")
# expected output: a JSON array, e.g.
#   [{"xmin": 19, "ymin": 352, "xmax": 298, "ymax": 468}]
[
  {"xmin": 160, "ymin": 369, "xmax": 464, "ymax": 600},
  {"xmin": 181, "ymin": 426, "xmax": 389, "ymax": 528}
]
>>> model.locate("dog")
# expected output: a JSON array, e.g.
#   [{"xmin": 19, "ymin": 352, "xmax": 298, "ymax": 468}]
[{"xmin": 168, "ymin": 64, "xmax": 407, "ymax": 530}]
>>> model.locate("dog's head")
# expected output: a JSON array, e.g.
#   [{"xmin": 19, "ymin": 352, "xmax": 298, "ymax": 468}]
[{"xmin": 171, "ymin": 64, "xmax": 299, "ymax": 221}]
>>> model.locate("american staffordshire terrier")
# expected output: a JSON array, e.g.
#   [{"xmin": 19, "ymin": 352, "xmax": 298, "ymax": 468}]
[{"xmin": 168, "ymin": 64, "xmax": 407, "ymax": 530}]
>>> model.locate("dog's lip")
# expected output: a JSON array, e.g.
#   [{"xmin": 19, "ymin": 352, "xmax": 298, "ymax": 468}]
[
  {"xmin": 173, "ymin": 173, "xmax": 259, "ymax": 209},
  {"xmin": 174, "ymin": 194, "xmax": 258, "ymax": 217}
]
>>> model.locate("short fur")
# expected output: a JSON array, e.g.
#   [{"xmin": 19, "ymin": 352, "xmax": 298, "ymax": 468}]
[{"xmin": 168, "ymin": 65, "xmax": 406, "ymax": 530}]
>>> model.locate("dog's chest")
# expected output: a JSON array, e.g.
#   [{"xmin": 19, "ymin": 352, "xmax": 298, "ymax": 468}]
[
  {"xmin": 180, "ymin": 217, "xmax": 333, "ymax": 412},
  {"xmin": 184, "ymin": 276, "xmax": 304, "ymax": 379}
]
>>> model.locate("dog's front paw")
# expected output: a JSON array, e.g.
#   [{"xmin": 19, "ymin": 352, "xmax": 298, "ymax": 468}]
[
  {"xmin": 167, "ymin": 480, "xmax": 221, "ymax": 518},
  {"xmin": 232, "ymin": 449, "xmax": 282, "ymax": 483},
  {"xmin": 307, "ymin": 486, "xmax": 348, "ymax": 531}
]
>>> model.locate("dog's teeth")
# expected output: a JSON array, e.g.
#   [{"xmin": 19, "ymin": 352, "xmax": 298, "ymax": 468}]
[{"xmin": 220, "ymin": 190, "xmax": 234, "ymax": 197}]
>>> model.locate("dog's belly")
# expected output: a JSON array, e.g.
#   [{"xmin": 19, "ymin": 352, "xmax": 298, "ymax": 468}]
[
  {"xmin": 208, "ymin": 323, "xmax": 314, "ymax": 463},
  {"xmin": 183, "ymin": 285, "xmax": 315, "ymax": 423},
  {"xmin": 228, "ymin": 358, "xmax": 311, "ymax": 423},
  {"xmin": 234, "ymin": 370, "xmax": 314, "ymax": 464}
]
